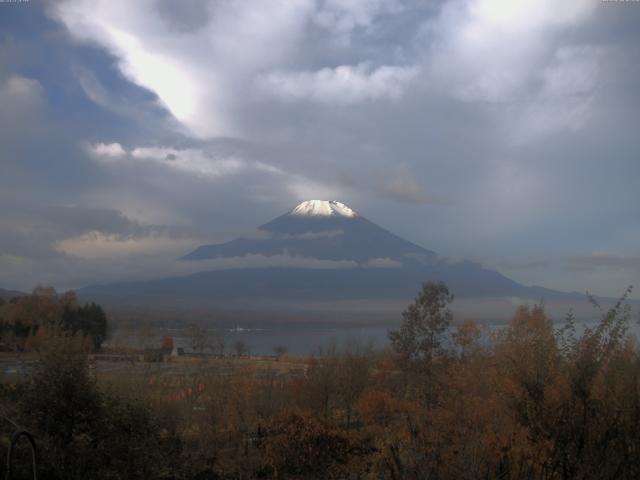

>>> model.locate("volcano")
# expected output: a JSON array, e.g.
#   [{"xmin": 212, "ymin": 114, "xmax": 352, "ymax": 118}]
[
  {"xmin": 79, "ymin": 200, "xmax": 576, "ymax": 312},
  {"xmin": 182, "ymin": 200, "xmax": 438, "ymax": 266}
]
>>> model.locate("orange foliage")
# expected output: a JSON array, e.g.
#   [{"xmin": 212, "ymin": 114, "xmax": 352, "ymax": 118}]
[
  {"xmin": 161, "ymin": 335, "xmax": 175, "ymax": 349},
  {"xmin": 357, "ymin": 389, "xmax": 418, "ymax": 427},
  {"xmin": 262, "ymin": 410, "xmax": 357, "ymax": 479}
]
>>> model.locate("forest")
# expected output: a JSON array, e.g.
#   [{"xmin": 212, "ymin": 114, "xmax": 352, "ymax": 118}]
[{"xmin": 0, "ymin": 282, "xmax": 639, "ymax": 479}]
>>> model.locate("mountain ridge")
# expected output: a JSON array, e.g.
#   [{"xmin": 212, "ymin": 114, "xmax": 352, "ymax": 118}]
[
  {"xmin": 80, "ymin": 200, "xmax": 589, "ymax": 311},
  {"xmin": 183, "ymin": 200, "xmax": 437, "ymax": 264}
]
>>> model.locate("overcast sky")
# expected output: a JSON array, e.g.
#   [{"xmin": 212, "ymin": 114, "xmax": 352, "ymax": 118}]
[{"xmin": 0, "ymin": 0, "xmax": 639, "ymax": 298}]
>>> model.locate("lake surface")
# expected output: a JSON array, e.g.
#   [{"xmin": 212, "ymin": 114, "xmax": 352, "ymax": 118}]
[
  {"xmin": 149, "ymin": 317, "xmax": 640, "ymax": 356},
  {"xmin": 170, "ymin": 325, "xmax": 393, "ymax": 356}
]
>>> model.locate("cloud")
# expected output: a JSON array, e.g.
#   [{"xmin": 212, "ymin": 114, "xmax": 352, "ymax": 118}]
[
  {"xmin": 568, "ymin": 252, "xmax": 640, "ymax": 270},
  {"xmin": 424, "ymin": 0, "xmax": 596, "ymax": 102},
  {"xmin": 377, "ymin": 164, "xmax": 448, "ymax": 205},
  {"xmin": 0, "ymin": 74, "xmax": 45, "ymax": 136},
  {"xmin": 50, "ymin": 0, "xmax": 422, "ymax": 137},
  {"xmin": 46, "ymin": 0, "xmax": 605, "ymax": 144},
  {"xmin": 183, "ymin": 253, "xmax": 358, "ymax": 271},
  {"xmin": 86, "ymin": 141, "xmax": 340, "ymax": 202},
  {"xmin": 50, "ymin": 0, "xmax": 317, "ymax": 138},
  {"xmin": 273, "ymin": 230, "xmax": 345, "ymax": 241},
  {"xmin": 363, "ymin": 257, "xmax": 402, "ymax": 268},
  {"xmin": 255, "ymin": 63, "xmax": 419, "ymax": 104},
  {"xmin": 416, "ymin": 0, "xmax": 600, "ymax": 144},
  {"xmin": 88, "ymin": 142, "xmax": 245, "ymax": 178},
  {"xmin": 131, "ymin": 146, "xmax": 246, "ymax": 178},
  {"xmin": 512, "ymin": 46, "xmax": 600, "ymax": 143},
  {"xmin": 495, "ymin": 258, "xmax": 552, "ymax": 270},
  {"xmin": 0, "ymin": 0, "xmax": 637, "ymax": 301},
  {"xmin": 313, "ymin": 0, "xmax": 404, "ymax": 45},
  {"xmin": 50, "ymin": 0, "xmax": 603, "ymax": 145},
  {"xmin": 88, "ymin": 142, "xmax": 126, "ymax": 159},
  {"xmin": 55, "ymin": 232, "xmax": 196, "ymax": 259},
  {"xmin": 0, "ymin": 204, "xmax": 195, "ymax": 262},
  {"xmin": 0, "ymin": 74, "xmax": 43, "ymax": 103}
]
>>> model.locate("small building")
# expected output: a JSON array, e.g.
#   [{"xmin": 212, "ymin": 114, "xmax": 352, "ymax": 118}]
[{"xmin": 171, "ymin": 346, "xmax": 185, "ymax": 357}]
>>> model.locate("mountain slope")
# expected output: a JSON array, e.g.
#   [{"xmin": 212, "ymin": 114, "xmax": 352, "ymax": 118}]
[
  {"xmin": 0, "ymin": 288, "xmax": 25, "ymax": 301},
  {"xmin": 183, "ymin": 200, "xmax": 437, "ymax": 264},
  {"xmin": 80, "ymin": 200, "xmax": 581, "ymax": 308}
]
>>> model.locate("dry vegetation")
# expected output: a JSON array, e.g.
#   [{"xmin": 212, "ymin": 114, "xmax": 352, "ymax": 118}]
[{"xmin": 1, "ymin": 283, "xmax": 639, "ymax": 479}]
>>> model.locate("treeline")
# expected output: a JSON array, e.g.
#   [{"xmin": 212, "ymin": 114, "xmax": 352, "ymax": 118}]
[
  {"xmin": 0, "ymin": 286, "xmax": 107, "ymax": 351},
  {"xmin": 1, "ymin": 282, "xmax": 639, "ymax": 479}
]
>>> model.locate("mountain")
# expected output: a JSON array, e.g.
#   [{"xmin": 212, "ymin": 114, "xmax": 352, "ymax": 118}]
[
  {"xmin": 183, "ymin": 200, "xmax": 438, "ymax": 265},
  {"xmin": 0, "ymin": 288, "xmax": 25, "ymax": 301},
  {"xmin": 80, "ymin": 200, "xmax": 580, "ymax": 314}
]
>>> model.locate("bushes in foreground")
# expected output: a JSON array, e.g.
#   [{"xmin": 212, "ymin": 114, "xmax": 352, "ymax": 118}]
[{"xmin": 1, "ymin": 283, "xmax": 639, "ymax": 479}]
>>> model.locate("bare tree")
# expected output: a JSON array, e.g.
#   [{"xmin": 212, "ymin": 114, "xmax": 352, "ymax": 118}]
[
  {"xmin": 234, "ymin": 339, "xmax": 248, "ymax": 357},
  {"xmin": 273, "ymin": 345, "xmax": 287, "ymax": 357}
]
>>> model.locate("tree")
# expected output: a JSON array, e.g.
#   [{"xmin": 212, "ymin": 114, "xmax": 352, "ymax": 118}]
[
  {"xmin": 388, "ymin": 281, "xmax": 454, "ymax": 366},
  {"xmin": 17, "ymin": 337, "xmax": 182, "ymax": 479},
  {"xmin": 187, "ymin": 323, "xmax": 210, "ymax": 354},
  {"xmin": 273, "ymin": 345, "xmax": 287, "ymax": 357},
  {"xmin": 0, "ymin": 288, "xmax": 108, "ymax": 351},
  {"xmin": 452, "ymin": 319, "xmax": 482, "ymax": 357},
  {"xmin": 234, "ymin": 339, "xmax": 248, "ymax": 356},
  {"xmin": 161, "ymin": 335, "xmax": 175, "ymax": 350},
  {"xmin": 61, "ymin": 302, "xmax": 108, "ymax": 351},
  {"xmin": 20, "ymin": 337, "xmax": 102, "ymax": 477},
  {"xmin": 262, "ymin": 410, "xmax": 353, "ymax": 479}
]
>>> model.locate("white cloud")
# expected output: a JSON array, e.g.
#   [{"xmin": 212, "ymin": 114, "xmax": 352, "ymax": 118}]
[
  {"xmin": 56, "ymin": 232, "xmax": 197, "ymax": 259},
  {"xmin": 0, "ymin": 75, "xmax": 45, "ymax": 125},
  {"xmin": 85, "ymin": 140, "xmax": 343, "ymax": 206},
  {"xmin": 51, "ymin": 0, "xmax": 316, "ymax": 138},
  {"xmin": 512, "ymin": 46, "xmax": 600, "ymax": 143},
  {"xmin": 256, "ymin": 63, "xmax": 419, "ymax": 104},
  {"xmin": 88, "ymin": 142, "xmax": 126, "ymax": 159},
  {"xmin": 130, "ymin": 146, "xmax": 246, "ymax": 178},
  {"xmin": 0, "ymin": 73, "xmax": 51, "ymax": 157},
  {"xmin": 313, "ymin": 0, "xmax": 404, "ymax": 45},
  {"xmin": 187, "ymin": 253, "xmax": 358, "ymax": 271},
  {"xmin": 50, "ymin": 0, "xmax": 423, "ymax": 137},
  {"xmin": 87, "ymin": 142, "xmax": 246, "ymax": 178},
  {"xmin": 49, "ymin": 0, "xmax": 602, "ymax": 144},
  {"xmin": 363, "ymin": 257, "xmax": 402, "ymax": 268},
  {"xmin": 425, "ymin": 0, "xmax": 597, "ymax": 101},
  {"xmin": 1, "ymin": 75, "xmax": 43, "ymax": 99}
]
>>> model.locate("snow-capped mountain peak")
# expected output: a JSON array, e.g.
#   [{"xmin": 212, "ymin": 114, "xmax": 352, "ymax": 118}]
[{"xmin": 290, "ymin": 200, "xmax": 357, "ymax": 218}]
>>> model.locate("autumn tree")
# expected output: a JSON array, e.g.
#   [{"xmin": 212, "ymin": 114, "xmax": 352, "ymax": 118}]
[
  {"xmin": 336, "ymin": 342, "xmax": 372, "ymax": 428},
  {"xmin": 0, "ymin": 287, "xmax": 108, "ymax": 351},
  {"xmin": 452, "ymin": 319, "xmax": 482, "ymax": 358},
  {"xmin": 161, "ymin": 335, "xmax": 175, "ymax": 350},
  {"xmin": 496, "ymin": 304, "xmax": 558, "ymax": 409},
  {"xmin": 262, "ymin": 410, "xmax": 357, "ymax": 479},
  {"xmin": 543, "ymin": 286, "xmax": 640, "ymax": 478},
  {"xmin": 303, "ymin": 346, "xmax": 340, "ymax": 420},
  {"xmin": 388, "ymin": 281, "xmax": 454, "ymax": 366}
]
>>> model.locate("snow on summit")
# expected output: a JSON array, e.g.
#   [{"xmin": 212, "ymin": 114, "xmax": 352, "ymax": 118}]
[{"xmin": 290, "ymin": 200, "xmax": 357, "ymax": 218}]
